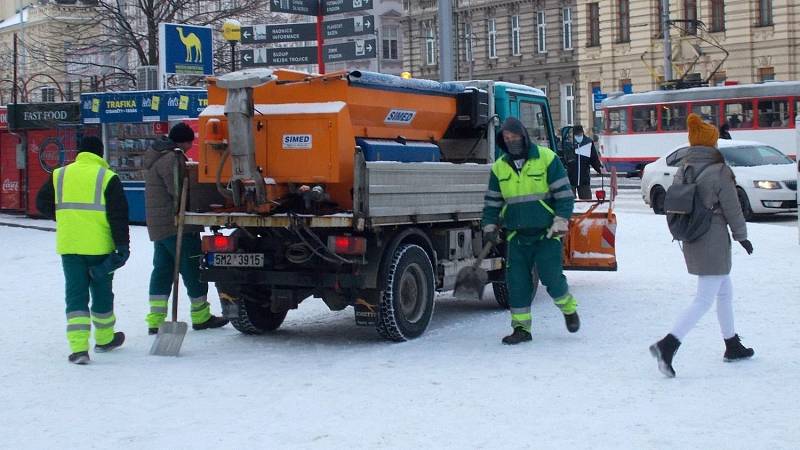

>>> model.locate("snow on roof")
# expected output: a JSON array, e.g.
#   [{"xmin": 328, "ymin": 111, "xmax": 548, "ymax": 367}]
[
  {"xmin": 0, "ymin": 7, "xmax": 29, "ymax": 31},
  {"xmin": 494, "ymin": 81, "xmax": 546, "ymax": 97}
]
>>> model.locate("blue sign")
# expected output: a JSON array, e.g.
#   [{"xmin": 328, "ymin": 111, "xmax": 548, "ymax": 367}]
[
  {"xmin": 80, "ymin": 90, "xmax": 208, "ymax": 124},
  {"xmin": 593, "ymin": 92, "xmax": 608, "ymax": 111},
  {"xmin": 159, "ymin": 23, "xmax": 214, "ymax": 76}
]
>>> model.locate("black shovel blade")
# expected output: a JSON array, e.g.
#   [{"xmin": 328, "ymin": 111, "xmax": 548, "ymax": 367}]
[{"xmin": 453, "ymin": 266, "xmax": 488, "ymax": 300}]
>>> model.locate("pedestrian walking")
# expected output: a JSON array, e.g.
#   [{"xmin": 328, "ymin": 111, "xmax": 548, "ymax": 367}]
[
  {"xmin": 36, "ymin": 136, "xmax": 129, "ymax": 364},
  {"xmin": 566, "ymin": 125, "xmax": 603, "ymax": 200},
  {"xmin": 144, "ymin": 123, "xmax": 228, "ymax": 334},
  {"xmin": 482, "ymin": 117, "xmax": 580, "ymax": 345},
  {"xmin": 650, "ymin": 114, "xmax": 755, "ymax": 378},
  {"xmin": 719, "ymin": 123, "xmax": 732, "ymax": 140}
]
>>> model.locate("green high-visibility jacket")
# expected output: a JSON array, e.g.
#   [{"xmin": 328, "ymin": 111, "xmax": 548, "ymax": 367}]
[
  {"xmin": 482, "ymin": 144, "xmax": 574, "ymax": 232},
  {"xmin": 53, "ymin": 152, "xmax": 117, "ymax": 255}
]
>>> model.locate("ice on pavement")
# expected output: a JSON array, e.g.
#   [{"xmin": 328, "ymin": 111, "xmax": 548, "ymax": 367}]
[{"xmin": 0, "ymin": 191, "xmax": 797, "ymax": 448}]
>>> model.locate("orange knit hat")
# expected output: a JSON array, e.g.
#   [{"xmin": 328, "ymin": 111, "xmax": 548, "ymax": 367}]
[{"xmin": 687, "ymin": 113, "xmax": 719, "ymax": 147}]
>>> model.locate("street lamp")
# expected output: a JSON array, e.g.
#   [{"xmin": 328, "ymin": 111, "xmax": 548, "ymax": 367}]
[{"xmin": 222, "ymin": 19, "xmax": 242, "ymax": 72}]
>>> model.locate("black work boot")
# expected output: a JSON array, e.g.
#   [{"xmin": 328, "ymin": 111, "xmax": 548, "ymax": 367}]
[
  {"xmin": 95, "ymin": 332, "xmax": 125, "ymax": 353},
  {"xmin": 649, "ymin": 333, "xmax": 681, "ymax": 378},
  {"xmin": 68, "ymin": 351, "xmax": 90, "ymax": 365},
  {"xmin": 148, "ymin": 327, "xmax": 159, "ymax": 335},
  {"xmin": 192, "ymin": 315, "xmax": 229, "ymax": 331},
  {"xmin": 502, "ymin": 327, "xmax": 532, "ymax": 345},
  {"xmin": 564, "ymin": 312, "xmax": 580, "ymax": 333},
  {"xmin": 723, "ymin": 334, "xmax": 754, "ymax": 362}
]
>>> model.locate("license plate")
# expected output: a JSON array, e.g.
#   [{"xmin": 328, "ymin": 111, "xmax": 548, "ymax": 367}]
[{"xmin": 210, "ymin": 253, "xmax": 264, "ymax": 268}]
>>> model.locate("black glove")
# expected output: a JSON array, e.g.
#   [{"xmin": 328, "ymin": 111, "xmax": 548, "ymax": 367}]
[
  {"xmin": 90, "ymin": 245, "xmax": 130, "ymax": 279},
  {"xmin": 738, "ymin": 239, "xmax": 753, "ymax": 255}
]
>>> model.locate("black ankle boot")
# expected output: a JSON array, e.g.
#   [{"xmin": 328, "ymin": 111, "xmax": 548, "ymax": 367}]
[
  {"xmin": 649, "ymin": 333, "xmax": 681, "ymax": 378},
  {"xmin": 502, "ymin": 327, "xmax": 532, "ymax": 345},
  {"xmin": 723, "ymin": 334, "xmax": 754, "ymax": 362}
]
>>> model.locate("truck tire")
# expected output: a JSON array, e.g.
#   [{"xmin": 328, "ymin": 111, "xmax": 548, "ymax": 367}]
[
  {"xmin": 492, "ymin": 267, "xmax": 539, "ymax": 309},
  {"xmin": 376, "ymin": 244, "xmax": 435, "ymax": 342},
  {"xmin": 223, "ymin": 287, "xmax": 288, "ymax": 335}
]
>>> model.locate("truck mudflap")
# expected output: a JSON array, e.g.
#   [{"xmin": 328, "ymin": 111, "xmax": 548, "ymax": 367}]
[{"xmin": 201, "ymin": 266, "xmax": 365, "ymax": 289}]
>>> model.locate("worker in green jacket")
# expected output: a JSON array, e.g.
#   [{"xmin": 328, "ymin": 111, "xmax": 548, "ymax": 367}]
[
  {"xmin": 482, "ymin": 117, "xmax": 580, "ymax": 345},
  {"xmin": 36, "ymin": 136, "xmax": 130, "ymax": 364}
]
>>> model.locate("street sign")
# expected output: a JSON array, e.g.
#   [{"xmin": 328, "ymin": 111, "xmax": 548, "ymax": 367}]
[
  {"xmin": 241, "ymin": 47, "xmax": 319, "ymax": 67},
  {"xmin": 323, "ymin": 38, "xmax": 376, "ymax": 64},
  {"xmin": 270, "ymin": 0, "xmax": 319, "ymax": 16},
  {"xmin": 241, "ymin": 22, "xmax": 317, "ymax": 45},
  {"xmin": 324, "ymin": 15, "xmax": 374, "ymax": 39},
  {"xmin": 323, "ymin": 0, "xmax": 373, "ymax": 15},
  {"xmin": 159, "ymin": 23, "xmax": 214, "ymax": 77}
]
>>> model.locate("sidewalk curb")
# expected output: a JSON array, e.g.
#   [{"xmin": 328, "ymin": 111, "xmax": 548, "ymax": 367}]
[{"xmin": 0, "ymin": 221, "xmax": 56, "ymax": 232}]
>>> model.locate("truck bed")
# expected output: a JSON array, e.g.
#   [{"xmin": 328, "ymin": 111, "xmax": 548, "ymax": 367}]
[{"xmin": 184, "ymin": 161, "xmax": 491, "ymax": 229}]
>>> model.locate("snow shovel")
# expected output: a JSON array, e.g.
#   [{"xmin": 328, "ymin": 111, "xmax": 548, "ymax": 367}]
[
  {"xmin": 453, "ymin": 241, "xmax": 495, "ymax": 300},
  {"xmin": 150, "ymin": 178, "xmax": 190, "ymax": 356}
]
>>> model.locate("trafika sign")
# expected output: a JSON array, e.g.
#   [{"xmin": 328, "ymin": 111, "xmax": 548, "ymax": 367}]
[
  {"xmin": 282, "ymin": 134, "xmax": 312, "ymax": 149},
  {"xmin": 384, "ymin": 109, "xmax": 416, "ymax": 125}
]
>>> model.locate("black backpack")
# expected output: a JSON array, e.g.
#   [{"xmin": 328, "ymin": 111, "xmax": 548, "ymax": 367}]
[{"xmin": 665, "ymin": 165, "xmax": 713, "ymax": 243}]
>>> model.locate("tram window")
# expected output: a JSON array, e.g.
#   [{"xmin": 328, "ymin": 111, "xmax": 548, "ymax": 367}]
[
  {"xmin": 757, "ymin": 99, "xmax": 790, "ymax": 128},
  {"xmin": 608, "ymin": 108, "xmax": 628, "ymax": 134},
  {"xmin": 661, "ymin": 104, "xmax": 687, "ymax": 131},
  {"xmin": 632, "ymin": 106, "xmax": 657, "ymax": 132},
  {"xmin": 725, "ymin": 101, "xmax": 754, "ymax": 128},
  {"xmin": 691, "ymin": 103, "xmax": 719, "ymax": 126}
]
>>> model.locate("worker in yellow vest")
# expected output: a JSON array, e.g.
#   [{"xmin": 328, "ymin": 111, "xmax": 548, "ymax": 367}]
[
  {"xmin": 37, "ymin": 136, "xmax": 130, "ymax": 364},
  {"xmin": 482, "ymin": 118, "xmax": 580, "ymax": 345}
]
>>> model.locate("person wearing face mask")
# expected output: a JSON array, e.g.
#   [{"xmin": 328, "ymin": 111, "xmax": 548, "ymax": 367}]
[
  {"xmin": 567, "ymin": 125, "xmax": 603, "ymax": 200},
  {"xmin": 482, "ymin": 117, "xmax": 580, "ymax": 345}
]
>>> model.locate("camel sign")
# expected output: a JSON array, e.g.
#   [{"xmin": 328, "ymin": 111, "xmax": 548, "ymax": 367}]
[{"xmin": 159, "ymin": 23, "xmax": 214, "ymax": 77}]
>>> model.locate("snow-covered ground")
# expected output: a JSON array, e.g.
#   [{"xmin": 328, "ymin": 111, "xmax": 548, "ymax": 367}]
[{"xmin": 1, "ymin": 191, "xmax": 798, "ymax": 449}]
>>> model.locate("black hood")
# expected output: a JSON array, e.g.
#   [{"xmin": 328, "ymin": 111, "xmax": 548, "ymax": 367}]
[{"xmin": 495, "ymin": 117, "xmax": 531, "ymax": 153}]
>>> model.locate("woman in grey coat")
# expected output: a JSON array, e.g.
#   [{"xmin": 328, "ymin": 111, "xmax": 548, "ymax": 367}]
[{"xmin": 650, "ymin": 114, "xmax": 755, "ymax": 378}]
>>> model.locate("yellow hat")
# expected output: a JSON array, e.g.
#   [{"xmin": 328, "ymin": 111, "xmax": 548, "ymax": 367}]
[{"xmin": 687, "ymin": 113, "xmax": 719, "ymax": 147}]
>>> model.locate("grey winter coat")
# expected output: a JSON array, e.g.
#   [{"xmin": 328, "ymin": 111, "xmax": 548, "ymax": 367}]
[
  {"xmin": 673, "ymin": 146, "xmax": 747, "ymax": 275},
  {"xmin": 144, "ymin": 137, "xmax": 202, "ymax": 242}
]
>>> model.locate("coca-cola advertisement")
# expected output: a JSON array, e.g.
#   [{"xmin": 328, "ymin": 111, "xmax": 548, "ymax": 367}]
[{"xmin": 0, "ymin": 130, "xmax": 22, "ymax": 210}]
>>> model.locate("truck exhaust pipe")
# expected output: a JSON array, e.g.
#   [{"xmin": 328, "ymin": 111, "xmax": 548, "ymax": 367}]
[{"xmin": 216, "ymin": 69, "xmax": 274, "ymax": 208}]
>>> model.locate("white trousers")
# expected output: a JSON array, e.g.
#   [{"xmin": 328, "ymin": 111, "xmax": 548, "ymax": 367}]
[{"xmin": 670, "ymin": 275, "xmax": 736, "ymax": 341}]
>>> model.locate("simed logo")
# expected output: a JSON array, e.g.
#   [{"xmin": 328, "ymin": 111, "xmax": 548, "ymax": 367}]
[
  {"xmin": 282, "ymin": 134, "xmax": 312, "ymax": 150},
  {"xmin": 384, "ymin": 109, "xmax": 416, "ymax": 125}
]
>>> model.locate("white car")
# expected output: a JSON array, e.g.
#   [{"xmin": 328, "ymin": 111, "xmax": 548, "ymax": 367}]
[{"xmin": 642, "ymin": 140, "xmax": 798, "ymax": 220}]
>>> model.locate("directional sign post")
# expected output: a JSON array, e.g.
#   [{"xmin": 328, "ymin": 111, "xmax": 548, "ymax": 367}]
[
  {"xmin": 241, "ymin": 23, "xmax": 317, "ymax": 45},
  {"xmin": 322, "ymin": 0, "xmax": 373, "ymax": 15},
  {"xmin": 323, "ymin": 38, "xmax": 376, "ymax": 64},
  {"xmin": 241, "ymin": 47, "xmax": 319, "ymax": 67},
  {"xmin": 270, "ymin": 0, "xmax": 319, "ymax": 15},
  {"xmin": 324, "ymin": 15, "xmax": 374, "ymax": 39}
]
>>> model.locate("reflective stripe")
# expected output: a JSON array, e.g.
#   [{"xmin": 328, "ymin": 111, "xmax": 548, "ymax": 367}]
[
  {"xmin": 538, "ymin": 200, "xmax": 555, "ymax": 215},
  {"xmin": 67, "ymin": 324, "xmax": 91, "ymax": 332},
  {"xmin": 66, "ymin": 310, "xmax": 90, "ymax": 319},
  {"xmin": 91, "ymin": 311, "xmax": 114, "ymax": 320},
  {"xmin": 505, "ymin": 193, "xmax": 548, "ymax": 205},
  {"xmin": 150, "ymin": 294, "xmax": 169, "ymax": 300},
  {"xmin": 484, "ymin": 200, "xmax": 504, "ymax": 208},
  {"xmin": 510, "ymin": 307, "xmax": 531, "ymax": 315},
  {"xmin": 190, "ymin": 296, "xmax": 208, "ymax": 305},
  {"xmin": 94, "ymin": 168, "xmax": 107, "ymax": 205},
  {"xmin": 92, "ymin": 320, "xmax": 116, "ymax": 329},
  {"xmin": 552, "ymin": 190, "xmax": 574, "ymax": 199},
  {"xmin": 506, "ymin": 231, "xmax": 517, "ymax": 242},
  {"xmin": 150, "ymin": 306, "xmax": 168, "ymax": 314},
  {"xmin": 56, "ymin": 202, "xmax": 105, "ymax": 212},
  {"xmin": 485, "ymin": 190, "xmax": 504, "ymax": 199},
  {"xmin": 549, "ymin": 177, "xmax": 571, "ymax": 190},
  {"xmin": 191, "ymin": 303, "xmax": 209, "ymax": 312},
  {"xmin": 56, "ymin": 167, "xmax": 66, "ymax": 206}
]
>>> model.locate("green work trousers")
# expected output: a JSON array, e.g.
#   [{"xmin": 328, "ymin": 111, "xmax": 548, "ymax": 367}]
[
  {"xmin": 62, "ymin": 254, "xmax": 117, "ymax": 353},
  {"xmin": 146, "ymin": 233, "xmax": 210, "ymax": 328},
  {"xmin": 506, "ymin": 233, "xmax": 577, "ymax": 332}
]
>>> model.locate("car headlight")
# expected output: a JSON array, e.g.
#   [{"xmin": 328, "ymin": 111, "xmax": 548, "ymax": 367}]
[{"xmin": 753, "ymin": 180, "xmax": 781, "ymax": 190}]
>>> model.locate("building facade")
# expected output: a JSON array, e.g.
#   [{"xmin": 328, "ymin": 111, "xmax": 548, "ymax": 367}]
[
  {"xmin": 402, "ymin": 0, "xmax": 583, "ymax": 128},
  {"xmin": 402, "ymin": 0, "xmax": 800, "ymax": 135}
]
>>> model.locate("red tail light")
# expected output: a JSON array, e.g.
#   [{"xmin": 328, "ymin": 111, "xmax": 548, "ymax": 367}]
[
  {"xmin": 202, "ymin": 235, "xmax": 237, "ymax": 253},
  {"xmin": 595, "ymin": 190, "xmax": 606, "ymax": 201},
  {"xmin": 328, "ymin": 236, "xmax": 367, "ymax": 255}
]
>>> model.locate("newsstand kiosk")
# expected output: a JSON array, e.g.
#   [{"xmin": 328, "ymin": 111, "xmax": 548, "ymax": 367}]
[
  {"xmin": 80, "ymin": 89, "xmax": 207, "ymax": 223},
  {"xmin": 5, "ymin": 102, "xmax": 94, "ymax": 217}
]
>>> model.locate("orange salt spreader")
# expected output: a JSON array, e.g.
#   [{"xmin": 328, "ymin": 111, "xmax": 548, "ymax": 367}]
[{"xmin": 197, "ymin": 68, "xmax": 459, "ymax": 214}]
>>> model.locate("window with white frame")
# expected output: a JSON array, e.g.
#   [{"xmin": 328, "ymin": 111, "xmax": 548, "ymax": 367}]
[
  {"xmin": 562, "ymin": 7, "xmax": 573, "ymax": 50},
  {"xmin": 463, "ymin": 22, "xmax": 474, "ymax": 61},
  {"xmin": 488, "ymin": 18, "xmax": 497, "ymax": 58},
  {"xmin": 382, "ymin": 25, "xmax": 399, "ymax": 60},
  {"xmin": 536, "ymin": 11, "xmax": 547, "ymax": 53},
  {"xmin": 511, "ymin": 15, "xmax": 521, "ymax": 56},
  {"xmin": 425, "ymin": 23, "xmax": 436, "ymax": 65},
  {"xmin": 561, "ymin": 83, "xmax": 575, "ymax": 126}
]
